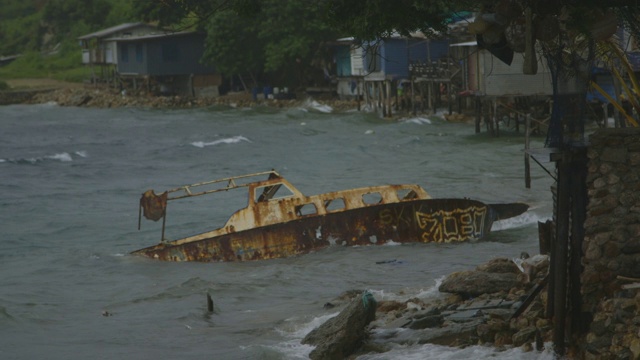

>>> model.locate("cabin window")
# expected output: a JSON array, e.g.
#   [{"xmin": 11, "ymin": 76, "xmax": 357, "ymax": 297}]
[
  {"xmin": 120, "ymin": 44, "xmax": 129, "ymax": 62},
  {"xmin": 325, "ymin": 197, "xmax": 345, "ymax": 212},
  {"xmin": 135, "ymin": 44, "xmax": 143, "ymax": 62},
  {"xmin": 295, "ymin": 203, "xmax": 317, "ymax": 217},
  {"xmin": 362, "ymin": 192, "xmax": 382, "ymax": 205},
  {"xmin": 254, "ymin": 183, "xmax": 294, "ymax": 202},
  {"xmin": 397, "ymin": 188, "xmax": 418, "ymax": 200},
  {"xmin": 162, "ymin": 43, "xmax": 180, "ymax": 62}
]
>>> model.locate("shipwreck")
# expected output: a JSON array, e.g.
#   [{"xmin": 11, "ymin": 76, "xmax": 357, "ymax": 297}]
[{"xmin": 135, "ymin": 170, "xmax": 528, "ymax": 262}]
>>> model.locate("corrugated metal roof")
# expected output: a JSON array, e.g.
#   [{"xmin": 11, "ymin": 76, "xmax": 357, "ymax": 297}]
[
  {"xmin": 450, "ymin": 41, "xmax": 477, "ymax": 47},
  {"xmin": 106, "ymin": 31, "xmax": 202, "ymax": 42},
  {"xmin": 77, "ymin": 23, "xmax": 156, "ymax": 40}
]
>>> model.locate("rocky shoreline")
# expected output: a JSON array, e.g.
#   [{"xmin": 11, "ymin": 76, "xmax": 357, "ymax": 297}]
[
  {"xmin": 305, "ymin": 253, "xmax": 552, "ymax": 359},
  {"xmin": 308, "ymin": 243, "xmax": 640, "ymax": 360},
  {"xmin": 2, "ymin": 85, "xmax": 362, "ymax": 112}
]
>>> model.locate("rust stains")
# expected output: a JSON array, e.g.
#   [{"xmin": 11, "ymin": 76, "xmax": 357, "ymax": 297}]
[{"xmin": 134, "ymin": 171, "xmax": 529, "ymax": 262}]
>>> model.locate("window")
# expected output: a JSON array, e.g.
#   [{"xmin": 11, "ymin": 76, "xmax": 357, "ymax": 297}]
[
  {"xmin": 136, "ymin": 44, "xmax": 143, "ymax": 62},
  {"xmin": 362, "ymin": 192, "xmax": 382, "ymax": 205},
  {"xmin": 295, "ymin": 203, "xmax": 317, "ymax": 217},
  {"xmin": 120, "ymin": 44, "xmax": 129, "ymax": 62},
  {"xmin": 325, "ymin": 198, "xmax": 345, "ymax": 212},
  {"xmin": 254, "ymin": 183, "xmax": 294, "ymax": 202},
  {"xmin": 397, "ymin": 188, "xmax": 418, "ymax": 200},
  {"xmin": 162, "ymin": 43, "xmax": 180, "ymax": 62}
]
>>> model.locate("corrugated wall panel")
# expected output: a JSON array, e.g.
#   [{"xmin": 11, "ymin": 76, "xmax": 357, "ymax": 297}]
[{"xmin": 481, "ymin": 51, "xmax": 553, "ymax": 96}]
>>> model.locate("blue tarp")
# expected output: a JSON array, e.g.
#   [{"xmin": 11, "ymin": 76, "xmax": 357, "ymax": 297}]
[{"xmin": 586, "ymin": 70, "xmax": 616, "ymax": 103}]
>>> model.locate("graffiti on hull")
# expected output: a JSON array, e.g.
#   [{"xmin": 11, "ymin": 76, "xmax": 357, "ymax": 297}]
[{"xmin": 416, "ymin": 206, "xmax": 488, "ymax": 243}]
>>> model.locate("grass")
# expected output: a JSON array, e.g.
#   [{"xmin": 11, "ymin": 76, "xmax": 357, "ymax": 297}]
[{"xmin": 0, "ymin": 43, "xmax": 92, "ymax": 84}]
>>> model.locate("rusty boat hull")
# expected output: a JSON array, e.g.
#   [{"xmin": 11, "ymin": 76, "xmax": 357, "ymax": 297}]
[{"xmin": 134, "ymin": 193, "xmax": 528, "ymax": 262}]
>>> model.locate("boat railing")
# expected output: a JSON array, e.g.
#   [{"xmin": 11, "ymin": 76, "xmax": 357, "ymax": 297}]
[{"xmin": 165, "ymin": 170, "xmax": 281, "ymax": 201}]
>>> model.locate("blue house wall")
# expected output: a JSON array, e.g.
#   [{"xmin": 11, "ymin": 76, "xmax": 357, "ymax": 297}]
[
  {"xmin": 364, "ymin": 38, "xmax": 450, "ymax": 80},
  {"xmin": 117, "ymin": 33, "xmax": 214, "ymax": 76}
]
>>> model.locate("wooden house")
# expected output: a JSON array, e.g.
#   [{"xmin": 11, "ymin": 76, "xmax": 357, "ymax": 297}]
[
  {"xmin": 358, "ymin": 34, "xmax": 451, "ymax": 116},
  {"xmin": 449, "ymin": 40, "xmax": 558, "ymax": 134},
  {"xmin": 78, "ymin": 23, "xmax": 160, "ymax": 82},
  {"xmin": 112, "ymin": 31, "xmax": 220, "ymax": 97},
  {"xmin": 332, "ymin": 37, "xmax": 365, "ymax": 100}
]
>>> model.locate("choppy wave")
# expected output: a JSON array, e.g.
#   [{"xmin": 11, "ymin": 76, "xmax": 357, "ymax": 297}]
[
  {"xmin": 191, "ymin": 136, "xmax": 251, "ymax": 148},
  {"xmin": 492, "ymin": 211, "xmax": 550, "ymax": 231},
  {"xmin": 356, "ymin": 342, "xmax": 554, "ymax": 359},
  {"xmin": 400, "ymin": 116, "xmax": 433, "ymax": 125},
  {"xmin": 0, "ymin": 151, "xmax": 87, "ymax": 164},
  {"xmin": 300, "ymin": 99, "xmax": 333, "ymax": 113},
  {"xmin": 270, "ymin": 312, "xmax": 339, "ymax": 358}
]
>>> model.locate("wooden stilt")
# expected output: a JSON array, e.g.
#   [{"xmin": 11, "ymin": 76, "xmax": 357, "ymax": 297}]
[
  {"xmin": 475, "ymin": 98, "xmax": 481, "ymax": 134},
  {"xmin": 364, "ymin": 81, "xmax": 370, "ymax": 110},
  {"xmin": 427, "ymin": 82, "xmax": 432, "ymax": 113},
  {"xmin": 356, "ymin": 78, "xmax": 361, "ymax": 111},
  {"xmin": 384, "ymin": 80, "xmax": 391, "ymax": 117},
  {"xmin": 494, "ymin": 99, "xmax": 500, "ymax": 137},
  {"xmin": 525, "ymin": 114, "xmax": 531, "ymax": 188}
]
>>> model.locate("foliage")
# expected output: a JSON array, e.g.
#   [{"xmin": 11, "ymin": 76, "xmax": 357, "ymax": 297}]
[
  {"xmin": 0, "ymin": 80, "xmax": 9, "ymax": 91},
  {"xmin": 139, "ymin": 0, "xmax": 342, "ymax": 88},
  {"xmin": 0, "ymin": 0, "xmax": 137, "ymax": 56},
  {"xmin": 591, "ymin": 40, "xmax": 640, "ymax": 127},
  {"xmin": 202, "ymin": 10, "xmax": 263, "ymax": 79},
  {"xmin": 0, "ymin": 7, "xmax": 43, "ymax": 55},
  {"xmin": 321, "ymin": 0, "xmax": 474, "ymax": 41}
]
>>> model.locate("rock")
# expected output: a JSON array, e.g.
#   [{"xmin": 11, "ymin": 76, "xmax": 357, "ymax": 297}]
[
  {"xmin": 439, "ymin": 270, "xmax": 520, "ymax": 297},
  {"xmin": 416, "ymin": 319, "xmax": 484, "ymax": 346},
  {"xmin": 476, "ymin": 257, "xmax": 520, "ymax": 273},
  {"xmin": 302, "ymin": 291, "xmax": 377, "ymax": 360},
  {"xmin": 512, "ymin": 326, "xmax": 537, "ymax": 346},
  {"xmin": 408, "ymin": 314, "xmax": 444, "ymax": 329}
]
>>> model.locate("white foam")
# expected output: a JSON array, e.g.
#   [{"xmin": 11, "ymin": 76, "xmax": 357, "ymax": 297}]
[
  {"xmin": 367, "ymin": 278, "xmax": 445, "ymax": 303},
  {"xmin": 47, "ymin": 152, "xmax": 73, "ymax": 162},
  {"xmin": 302, "ymin": 99, "xmax": 333, "ymax": 113},
  {"xmin": 383, "ymin": 240, "xmax": 401, "ymax": 246},
  {"xmin": 356, "ymin": 342, "xmax": 554, "ymax": 359},
  {"xmin": 191, "ymin": 136, "xmax": 251, "ymax": 148},
  {"xmin": 401, "ymin": 117, "xmax": 433, "ymax": 125},
  {"xmin": 74, "ymin": 150, "xmax": 88, "ymax": 158},
  {"xmin": 492, "ymin": 212, "xmax": 550, "ymax": 231}
]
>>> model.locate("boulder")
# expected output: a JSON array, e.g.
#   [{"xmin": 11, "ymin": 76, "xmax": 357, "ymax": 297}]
[
  {"xmin": 476, "ymin": 257, "xmax": 520, "ymax": 273},
  {"xmin": 438, "ymin": 270, "xmax": 520, "ymax": 297},
  {"xmin": 302, "ymin": 291, "xmax": 377, "ymax": 360}
]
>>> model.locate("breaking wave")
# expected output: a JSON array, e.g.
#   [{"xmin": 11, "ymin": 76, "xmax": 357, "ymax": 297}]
[
  {"xmin": 400, "ymin": 116, "xmax": 433, "ymax": 125},
  {"xmin": 191, "ymin": 136, "xmax": 251, "ymax": 148},
  {"xmin": 300, "ymin": 99, "xmax": 333, "ymax": 113},
  {"xmin": 0, "ymin": 151, "xmax": 87, "ymax": 164},
  {"xmin": 492, "ymin": 211, "xmax": 549, "ymax": 231}
]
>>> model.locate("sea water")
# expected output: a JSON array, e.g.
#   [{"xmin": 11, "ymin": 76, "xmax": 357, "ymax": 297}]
[{"xmin": 0, "ymin": 102, "xmax": 556, "ymax": 359}]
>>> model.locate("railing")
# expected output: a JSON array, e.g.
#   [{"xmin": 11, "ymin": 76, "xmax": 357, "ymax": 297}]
[{"xmin": 166, "ymin": 170, "xmax": 281, "ymax": 200}]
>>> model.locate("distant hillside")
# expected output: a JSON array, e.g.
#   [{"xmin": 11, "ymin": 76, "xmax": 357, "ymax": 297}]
[{"xmin": 0, "ymin": 0, "xmax": 138, "ymax": 56}]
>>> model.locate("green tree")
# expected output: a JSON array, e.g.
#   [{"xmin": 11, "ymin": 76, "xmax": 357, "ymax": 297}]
[
  {"xmin": 202, "ymin": 9, "xmax": 264, "ymax": 89},
  {"xmin": 42, "ymin": 0, "xmax": 111, "ymax": 37},
  {"xmin": 136, "ymin": 0, "xmax": 342, "ymax": 89}
]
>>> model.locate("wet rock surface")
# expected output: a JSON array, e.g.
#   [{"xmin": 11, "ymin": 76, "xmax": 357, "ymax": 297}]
[
  {"xmin": 302, "ymin": 291, "xmax": 377, "ymax": 360},
  {"xmin": 6, "ymin": 86, "xmax": 361, "ymax": 113},
  {"xmin": 307, "ymin": 255, "xmax": 552, "ymax": 358}
]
